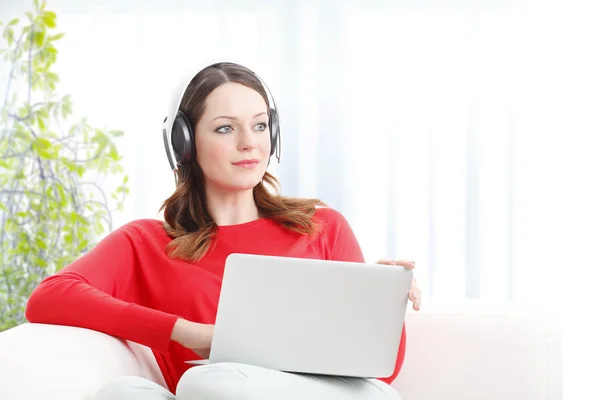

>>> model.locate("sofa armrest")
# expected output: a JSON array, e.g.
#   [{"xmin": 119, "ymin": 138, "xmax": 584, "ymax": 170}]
[
  {"xmin": 391, "ymin": 298, "xmax": 562, "ymax": 400},
  {"xmin": 0, "ymin": 323, "xmax": 166, "ymax": 400}
]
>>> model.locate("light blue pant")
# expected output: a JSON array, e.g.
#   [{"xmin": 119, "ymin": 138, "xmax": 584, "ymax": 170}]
[{"xmin": 94, "ymin": 362, "xmax": 402, "ymax": 400}]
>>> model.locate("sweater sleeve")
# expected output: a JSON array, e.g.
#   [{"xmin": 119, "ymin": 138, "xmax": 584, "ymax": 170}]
[
  {"xmin": 318, "ymin": 207, "xmax": 407, "ymax": 384},
  {"xmin": 317, "ymin": 208, "xmax": 366, "ymax": 263},
  {"xmin": 25, "ymin": 222, "xmax": 179, "ymax": 354}
]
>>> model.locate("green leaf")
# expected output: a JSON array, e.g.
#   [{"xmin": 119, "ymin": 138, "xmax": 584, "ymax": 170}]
[
  {"xmin": 32, "ymin": 137, "xmax": 51, "ymax": 150},
  {"xmin": 4, "ymin": 27, "xmax": 15, "ymax": 46},
  {"xmin": 60, "ymin": 157, "xmax": 77, "ymax": 172},
  {"xmin": 33, "ymin": 256, "xmax": 48, "ymax": 268},
  {"xmin": 75, "ymin": 239, "xmax": 89, "ymax": 253},
  {"xmin": 35, "ymin": 238, "xmax": 48, "ymax": 250},
  {"xmin": 43, "ymin": 131, "xmax": 59, "ymax": 139},
  {"xmin": 33, "ymin": 138, "xmax": 59, "ymax": 159},
  {"xmin": 61, "ymin": 97, "xmax": 72, "ymax": 119},
  {"xmin": 47, "ymin": 71, "xmax": 59, "ymax": 86},
  {"xmin": 42, "ymin": 11, "xmax": 56, "ymax": 28},
  {"xmin": 91, "ymin": 130, "xmax": 109, "ymax": 157},
  {"xmin": 38, "ymin": 148, "xmax": 58, "ymax": 160},
  {"xmin": 108, "ymin": 143, "xmax": 119, "ymax": 161},
  {"xmin": 13, "ymin": 125, "xmax": 31, "ymax": 141},
  {"xmin": 36, "ymin": 114, "xmax": 46, "ymax": 130},
  {"xmin": 38, "ymin": 107, "xmax": 49, "ymax": 119},
  {"xmin": 8, "ymin": 18, "xmax": 19, "ymax": 27},
  {"xmin": 56, "ymin": 184, "xmax": 66, "ymax": 206},
  {"xmin": 68, "ymin": 211, "xmax": 87, "ymax": 224},
  {"xmin": 49, "ymin": 33, "xmax": 64, "ymax": 41},
  {"xmin": 14, "ymin": 170, "xmax": 26, "ymax": 180},
  {"xmin": 95, "ymin": 222, "xmax": 105, "ymax": 236},
  {"xmin": 109, "ymin": 130, "xmax": 124, "ymax": 137},
  {"xmin": 32, "ymin": 30, "xmax": 45, "ymax": 47}
]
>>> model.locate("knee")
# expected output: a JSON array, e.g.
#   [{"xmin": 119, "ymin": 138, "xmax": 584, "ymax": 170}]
[
  {"xmin": 368, "ymin": 380, "xmax": 403, "ymax": 400},
  {"xmin": 176, "ymin": 363, "xmax": 249, "ymax": 400},
  {"xmin": 94, "ymin": 376, "xmax": 174, "ymax": 400}
]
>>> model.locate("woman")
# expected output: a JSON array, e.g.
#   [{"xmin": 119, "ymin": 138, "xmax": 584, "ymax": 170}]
[{"xmin": 25, "ymin": 61, "xmax": 421, "ymax": 399}]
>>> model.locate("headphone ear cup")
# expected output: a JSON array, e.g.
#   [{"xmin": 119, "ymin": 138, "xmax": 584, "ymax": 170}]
[
  {"xmin": 172, "ymin": 111, "xmax": 195, "ymax": 165},
  {"xmin": 268, "ymin": 108, "xmax": 280, "ymax": 157}
]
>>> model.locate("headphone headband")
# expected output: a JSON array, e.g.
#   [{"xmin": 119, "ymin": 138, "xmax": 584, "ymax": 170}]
[{"xmin": 162, "ymin": 60, "xmax": 281, "ymax": 173}]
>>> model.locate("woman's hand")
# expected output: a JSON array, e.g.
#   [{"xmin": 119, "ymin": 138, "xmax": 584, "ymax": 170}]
[
  {"xmin": 377, "ymin": 258, "xmax": 422, "ymax": 311},
  {"xmin": 171, "ymin": 318, "xmax": 214, "ymax": 358}
]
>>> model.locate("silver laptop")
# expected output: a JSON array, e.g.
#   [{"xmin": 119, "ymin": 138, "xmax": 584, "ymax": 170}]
[{"xmin": 187, "ymin": 253, "xmax": 413, "ymax": 378}]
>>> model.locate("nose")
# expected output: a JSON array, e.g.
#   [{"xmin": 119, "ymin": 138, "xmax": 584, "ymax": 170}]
[{"xmin": 237, "ymin": 127, "xmax": 258, "ymax": 151}]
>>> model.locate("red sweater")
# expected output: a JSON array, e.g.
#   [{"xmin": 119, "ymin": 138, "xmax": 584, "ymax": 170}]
[{"xmin": 25, "ymin": 207, "xmax": 406, "ymax": 393}]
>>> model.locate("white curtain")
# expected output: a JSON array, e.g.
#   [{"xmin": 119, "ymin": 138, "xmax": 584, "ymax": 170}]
[
  {"xmin": 3, "ymin": 0, "xmax": 597, "ymax": 302},
  {"xmin": 3, "ymin": 0, "xmax": 599, "ymax": 395}
]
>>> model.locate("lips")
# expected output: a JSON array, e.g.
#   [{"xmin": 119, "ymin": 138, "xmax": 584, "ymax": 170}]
[{"xmin": 232, "ymin": 159, "xmax": 259, "ymax": 166}]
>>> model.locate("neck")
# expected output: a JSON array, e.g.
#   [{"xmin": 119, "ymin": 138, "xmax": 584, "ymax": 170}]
[{"xmin": 205, "ymin": 185, "xmax": 261, "ymax": 226}]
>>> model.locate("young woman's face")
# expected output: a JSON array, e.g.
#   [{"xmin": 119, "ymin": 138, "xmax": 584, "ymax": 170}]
[{"xmin": 194, "ymin": 82, "xmax": 271, "ymax": 193}]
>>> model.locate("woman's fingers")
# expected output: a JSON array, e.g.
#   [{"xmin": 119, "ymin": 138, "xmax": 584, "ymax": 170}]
[
  {"xmin": 409, "ymin": 286, "xmax": 422, "ymax": 311},
  {"xmin": 378, "ymin": 259, "xmax": 420, "ymax": 310},
  {"xmin": 413, "ymin": 298, "xmax": 421, "ymax": 311},
  {"xmin": 395, "ymin": 259, "xmax": 416, "ymax": 270},
  {"xmin": 377, "ymin": 259, "xmax": 415, "ymax": 269}
]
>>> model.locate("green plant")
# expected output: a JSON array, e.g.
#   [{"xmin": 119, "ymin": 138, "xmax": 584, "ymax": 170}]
[{"xmin": 0, "ymin": 0, "xmax": 129, "ymax": 331}]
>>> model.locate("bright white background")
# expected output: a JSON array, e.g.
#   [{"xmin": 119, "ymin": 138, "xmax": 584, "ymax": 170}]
[{"xmin": 2, "ymin": 0, "xmax": 599, "ymax": 397}]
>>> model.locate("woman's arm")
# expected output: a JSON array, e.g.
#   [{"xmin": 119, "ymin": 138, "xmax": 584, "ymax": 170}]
[
  {"xmin": 317, "ymin": 208, "xmax": 366, "ymax": 263},
  {"xmin": 25, "ymin": 222, "xmax": 179, "ymax": 354}
]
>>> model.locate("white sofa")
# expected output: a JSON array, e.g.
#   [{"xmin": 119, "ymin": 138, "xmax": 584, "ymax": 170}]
[{"xmin": 0, "ymin": 298, "xmax": 562, "ymax": 400}]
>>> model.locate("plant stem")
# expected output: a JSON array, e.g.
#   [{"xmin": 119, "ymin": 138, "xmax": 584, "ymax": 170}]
[
  {"xmin": 80, "ymin": 181, "xmax": 113, "ymax": 230},
  {"xmin": 27, "ymin": 21, "xmax": 32, "ymax": 108},
  {"xmin": 1, "ymin": 30, "xmax": 25, "ymax": 115}
]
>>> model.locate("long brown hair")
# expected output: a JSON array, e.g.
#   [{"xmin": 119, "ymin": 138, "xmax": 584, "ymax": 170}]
[{"xmin": 160, "ymin": 62, "xmax": 326, "ymax": 262}]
